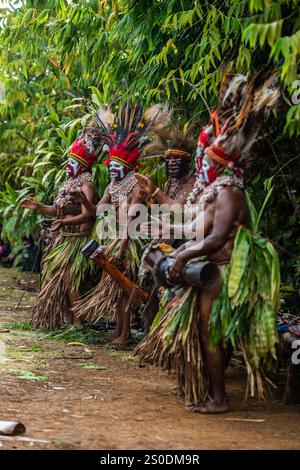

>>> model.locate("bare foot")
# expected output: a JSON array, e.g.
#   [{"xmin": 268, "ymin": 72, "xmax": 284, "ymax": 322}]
[
  {"xmin": 106, "ymin": 327, "xmax": 123, "ymax": 342},
  {"xmin": 112, "ymin": 335, "xmax": 131, "ymax": 345},
  {"xmin": 185, "ymin": 396, "xmax": 229, "ymax": 414}
]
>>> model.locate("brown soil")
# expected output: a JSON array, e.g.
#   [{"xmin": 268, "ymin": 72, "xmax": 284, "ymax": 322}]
[{"xmin": 0, "ymin": 268, "xmax": 299, "ymax": 450}]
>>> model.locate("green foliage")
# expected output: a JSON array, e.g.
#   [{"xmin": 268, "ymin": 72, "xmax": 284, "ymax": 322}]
[
  {"xmin": 79, "ymin": 363, "xmax": 107, "ymax": 370},
  {"xmin": 4, "ymin": 321, "xmax": 33, "ymax": 330},
  {"xmin": 37, "ymin": 324, "xmax": 108, "ymax": 344},
  {"xmin": 210, "ymin": 218, "xmax": 280, "ymax": 370}
]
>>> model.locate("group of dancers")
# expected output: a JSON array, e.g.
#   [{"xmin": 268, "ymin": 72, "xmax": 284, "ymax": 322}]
[{"xmin": 21, "ymin": 69, "xmax": 281, "ymax": 413}]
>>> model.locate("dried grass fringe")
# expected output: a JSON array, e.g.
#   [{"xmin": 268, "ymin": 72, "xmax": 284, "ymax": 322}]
[
  {"xmin": 31, "ymin": 229, "xmax": 97, "ymax": 330},
  {"xmin": 73, "ymin": 238, "xmax": 144, "ymax": 322},
  {"xmin": 135, "ymin": 289, "xmax": 207, "ymax": 407}
]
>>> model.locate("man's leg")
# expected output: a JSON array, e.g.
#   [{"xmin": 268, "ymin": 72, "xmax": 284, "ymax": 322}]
[
  {"xmin": 112, "ymin": 294, "xmax": 132, "ymax": 344},
  {"xmin": 142, "ymin": 287, "xmax": 160, "ymax": 333},
  {"xmin": 68, "ymin": 289, "xmax": 81, "ymax": 325},
  {"xmin": 108, "ymin": 305, "xmax": 122, "ymax": 341},
  {"xmin": 188, "ymin": 279, "xmax": 229, "ymax": 413}
]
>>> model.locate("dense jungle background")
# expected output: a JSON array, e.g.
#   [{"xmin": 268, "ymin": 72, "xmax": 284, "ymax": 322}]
[{"xmin": 0, "ymin": 0, "xmax": 299, "ymax": 312}]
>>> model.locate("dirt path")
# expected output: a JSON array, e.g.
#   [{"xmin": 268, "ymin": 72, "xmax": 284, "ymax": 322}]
[{"xmin": 0, "ymin": 267, "xmax": 299, "ymax": 450}]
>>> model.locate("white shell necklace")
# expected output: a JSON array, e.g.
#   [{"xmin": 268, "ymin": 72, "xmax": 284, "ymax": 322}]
[
  {"xmin": 186, "ymin": 174, "xmax": 244, "ymax": 207},
  {"xmin": 54, "ymin": 172, "xmax": 93, "ymax": 208},
  {"xmin": 109, "ymin": 171, "xmax": 138, "ymax": 205}
]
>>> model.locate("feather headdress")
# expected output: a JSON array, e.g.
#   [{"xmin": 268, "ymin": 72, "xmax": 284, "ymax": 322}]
[
  {"xmin": 206, "ymin": 71, "xmax": 281, "ymax": 168},
  {"xmin": 95, "ymin": 101, "xmax": 172, "ymax": 169},
  {"xmin": 143, "ymin": 126, "xmax": 196, "ymax": 160},
  {"xmin": 197, "ymin": 69, "xmax": 248, "ymax": 151},
  {"xmin": 69, "ymin": 129, "xmax": 107, "ymax": 167}
]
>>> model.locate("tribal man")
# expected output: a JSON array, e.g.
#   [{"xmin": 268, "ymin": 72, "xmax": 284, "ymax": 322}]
[
  {"xmin": 20, "ymin": 130, "xmax": 103, "ymax": 329},
  {"xmin": 135, "ymin": 127, "xmax": 196, "ymax": 331},
  {"xmin": 137, "ymin": 72, "xmax": 281, "ymax": 413},
  {"xmin": 72, "ymin": 102, "xmax": 171, "ymax": 344}
]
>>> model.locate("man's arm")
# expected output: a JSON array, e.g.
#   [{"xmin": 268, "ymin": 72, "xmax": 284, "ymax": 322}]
[
  {"xmin": 113, "ymin": 185, "xmax": 143, "ymax": 262},
  {"xmin": 135, "ymin": 174, "xmax": 177, "ymax": 207},
  {"xmin": 69, "ymin": 184, "xmax": 110, "ymax": 218},
  {"xmin": 95, "ymin": 187, "xmax": 112, "ymax": 217},
  {"xmin": 20, "ymin": 197, "xmax": 57, "ymax": 217},
  {"xmin": 169, "ymin": 189, "xmax": 239, "ymax": 282}
]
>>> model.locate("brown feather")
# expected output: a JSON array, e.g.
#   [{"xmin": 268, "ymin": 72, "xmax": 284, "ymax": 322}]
[
  {"xmin": 144, "ymin": 103, "xmax": 172, "ymax": 132},
  {"xmin": 143, "ymin": 126, "xmax": 196, "ymax": 156}
]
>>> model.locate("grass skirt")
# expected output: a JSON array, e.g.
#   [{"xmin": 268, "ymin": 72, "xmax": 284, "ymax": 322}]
[
  {"xmin": 31, "ymin": 226, "xmax": 98, "ymax": 330},
  {"xmin": 136, "ymin": 227, "xmax": 280, "ymax": 405},
  {"xmin": 136, "ymin": 285, "xmax": 206, "ymax": 407},
  {"xmin": 73, "ymin": 237, "xmax": 146, "ymax": 323}
]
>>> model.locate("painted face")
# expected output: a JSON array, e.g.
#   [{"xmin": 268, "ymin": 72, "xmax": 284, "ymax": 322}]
[
  {"xmin": 165, "ymin": 157, "xmax": 188, "ymax": 178},
  {"xmin": 109, "ymin": 161, "xmax": 127, "ymax": 181},
  {"xmin": 199, "ymin": 154, "xmax": 218, "ymax": 185},
  {"xmin": 66, "ymin": 157, "xmax": 82, "ymax": 178},
  {"xmin": 195, "ymin": 144, "xmax": 205, "ymax": 175}
]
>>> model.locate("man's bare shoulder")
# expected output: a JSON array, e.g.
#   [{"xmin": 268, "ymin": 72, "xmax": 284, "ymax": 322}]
[{"xmin": 216, "ymin": 186, "xmax": 245, "ymax": 206}]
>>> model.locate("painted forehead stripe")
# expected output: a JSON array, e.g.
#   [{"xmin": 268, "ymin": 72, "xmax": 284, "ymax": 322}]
[
  {"xmin": 110, "ymin": 155, "xmax": 133, "ymax": 170},
  {"xmin": 69, "ymin": 153, "xmax": 89, "ymax": 167},
  {"xmin": 164, "ymin": 148, "xmax": 191, "ymax": 160}
]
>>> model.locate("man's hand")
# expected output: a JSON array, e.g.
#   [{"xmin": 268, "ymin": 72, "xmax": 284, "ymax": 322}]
[
  {"xmin": 20, "ymin": 197, "xmax": 38, "ymax": 212},
  {"xmin": 168, "ymin": 252, "xmax": 188, "ymax": 284},
  {"xmin": 135, "ymin": 174, "xmax": 156, "ymax": 199},
  {"xmin": 49, "ymin": 219, "xmax": 64, "ymax": 232}
]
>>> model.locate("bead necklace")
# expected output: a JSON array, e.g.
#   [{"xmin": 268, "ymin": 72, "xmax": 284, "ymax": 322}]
[
  {"xmin": 54, "ymin": 172, "xmax": 93, "ymax": 208},
  {"xmin": 164, "ymin": 170, "xmax": 194, "ymax": 200},
  {"xmin": 186, "ymin": 174, "xmax": 244, "ymax": 207},
  {"xmin": 109, "ymin": 171, "xmax": 138, "ymax": 206}
]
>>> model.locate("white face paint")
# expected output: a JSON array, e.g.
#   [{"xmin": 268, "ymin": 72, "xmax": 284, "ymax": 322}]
[
  {"xmin": 66, "ymin": 157, "xmax": 80, "ymax": 178},
  {"xmin": 202, "ymin": 159, "xmax": 210, "ymax": 184},
  {"xmin": 109, "ymin": 161, "xmax": 126, "ymax": 181}
]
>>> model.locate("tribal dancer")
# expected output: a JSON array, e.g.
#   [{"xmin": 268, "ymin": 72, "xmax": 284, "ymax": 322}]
[
  {"xmin": 135, "ymin": 127, "xmax": 196, "ymax": 331},
  {"xmin": 73, "ymin": 102, "xmax": 171, "ymax": 344},
  {"xmin": 21, "ymin": 130, "xmax": 103, "ymax": 330},
  {"xmin": 137, "ymin": 71, "xmax": 281, "ymax": 413},
  {"xmin": 136, "ymin": 127, "xmax": 196, "ymax": 207},
  {"xmin": 137, "ymin": 76, "xmax": 246, "ymax": 332}
]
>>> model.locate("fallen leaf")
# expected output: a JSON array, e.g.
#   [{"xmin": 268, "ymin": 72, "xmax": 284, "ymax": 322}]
[
  {"xmin": 79, "ymin": 363, "xmax": 107, "ymax": 371},
  {"xmin": 52, "ymin": 438, "xmax": 62, "ymax": 446},
  {"xmin": 10, "ymin": 369, "xmax": 48, "ymax": 382}
]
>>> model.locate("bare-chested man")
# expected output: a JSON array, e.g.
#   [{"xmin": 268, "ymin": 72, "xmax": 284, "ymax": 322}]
[
  {"xmin": 20, "ymin": 131, "xmax": 101, "ymax": 329},
  {"xmin": 135, "ymin": 128, "xmax": 196, "ymax": 331},
  {"xmin": 168, "ymin": 153, "xmax": 249, "ymax": 412},
  {"xmin": 137, "ymin": 71, "xmax": 280, "ymax": 413},
  {"xmin": 72, "ymin": 101, "xmax": 171, "ymax": 344}
]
